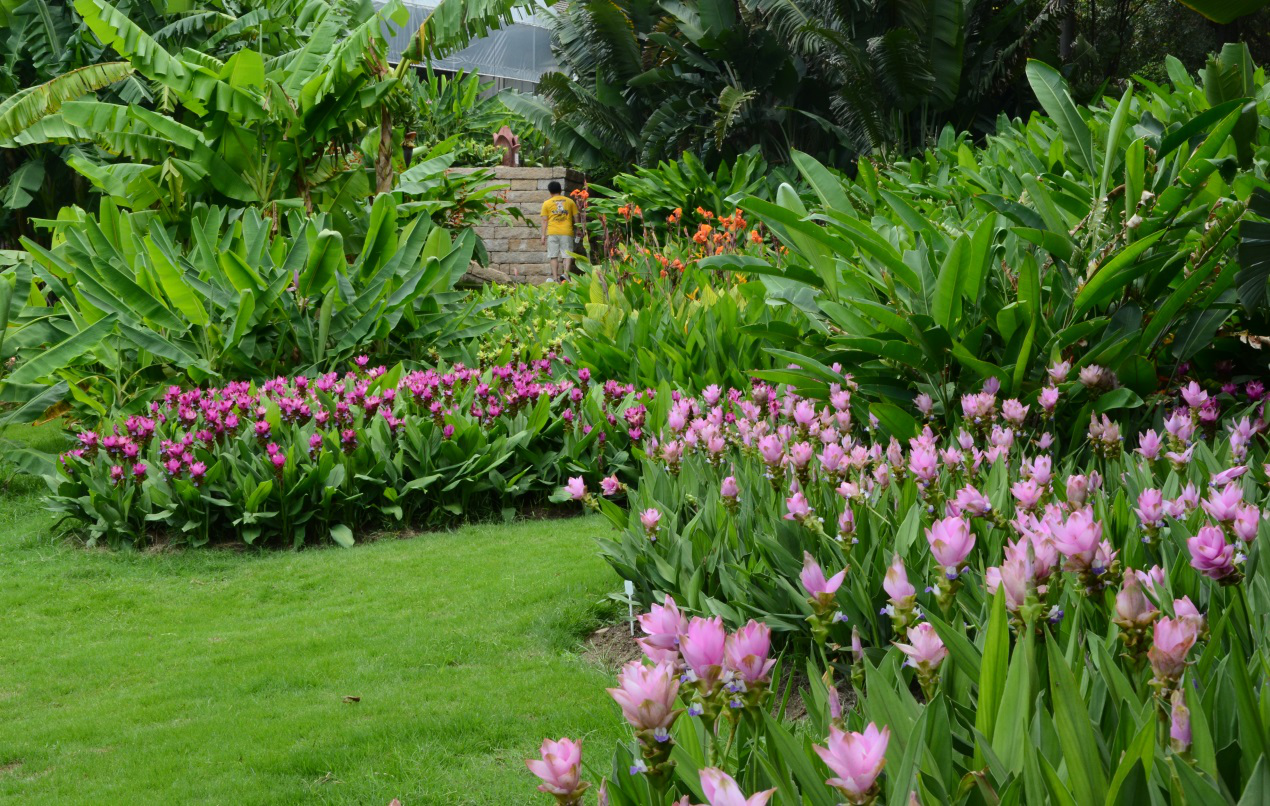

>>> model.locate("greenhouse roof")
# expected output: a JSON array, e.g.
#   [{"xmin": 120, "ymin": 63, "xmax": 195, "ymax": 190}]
[{"xmin": 379, "ymin": 2, "xmax": 558, "ymax": 84}]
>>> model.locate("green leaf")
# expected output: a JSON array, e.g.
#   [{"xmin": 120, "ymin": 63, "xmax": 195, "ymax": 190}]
[
  {"xmin": 1026, "ymin": 60, "xmax": 1094, "ymax": 176},
  {"xmin": 1045, "ymin": 631, "xmax": 1108, "ymax": 805},
  {"xmin": 975, "ymin": 589, "xmax": 1009, "ymax": 757},
  {"xmin": 8, "ymin": 314, "xmax": 118, "ymax": 384},
  {"xmin": 329, "ymin": 524, "xmax": 355, "ymax": 548}
]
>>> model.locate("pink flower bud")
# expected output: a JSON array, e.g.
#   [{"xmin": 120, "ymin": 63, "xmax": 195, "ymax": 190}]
[
  {"xmin": 699, "ymin": 768, "xmax": 775, "ymax": 806},
  {"xmin": 895, "ymin": 622, "xmax": 948, "ymax": 672},
  {"xmin": 607, "ymin": 660, "xmax": 680, "ymax": 730},
  {"xmin": 800, "ymin": 552, "xmax": 847, "ymax": 608},
  {"xmin": 1186, "ymin": 526, "xmax": 1236, "ymax": 580},
  {"xmin": 724, "ymin": 620, "xmax": 776, "ymax": 684},
  {"xmin": 679, "ymin": 616, "xmax": 726, "ymax": 692},
  {"xmin": 925, "ymin": 516, "xmax": 975, "ymax": 573},
  {"xmin": 526, "ymin": 737, "xmax": 586, "ymax": 798},
  {"xmin": 815, "ymin": 723, "xmax": 890, "ymax": 802},
  {"xmin": 565, "ymin": 476, "xmax": 586, "ymax": 501},
  {"xmin": 883, "ymin": 554, "xmax": 916, "ymax": 602},
  {"xmin": 1148, "ymin": 617, "xmax": 1199, "ymax": 682},
  {"xmin": 637, "ymin": 595, "xmax": 687, "ymax": 663}
]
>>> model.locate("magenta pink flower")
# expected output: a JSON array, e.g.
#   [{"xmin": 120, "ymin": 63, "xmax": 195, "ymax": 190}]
[
  {"xmin": 1038, "ymin": 386, "xmax": 1060, "ymax": 412},
  {"xmin": 724, "ymin": 620, "xmax": 776, "ymax": 684},
  {"xmin": 953, "ymin": 485, "xmax": 992, "ymax": 517},
  {"xmin": 1050, "ymin": 508, "xmax": 1103, "ymax": 570},
  {"xmin": 1137, "ymin": 429, "xmax": 1163, "ymax": 460},
  {"xmin": 1187, "ymin": 526, "xmax": 1236, "ymax": 580},
  {"xmin": 565, "ymin": 476, "xmax": 586, "ymax": 501},
  {"xmin": 1148, "ymin": 616, "xmax": 1199, "ymax": 682},
  {"xmin": 1011, "ymin": 479, "xmax": 1045, "ymax": 511},
  {"xmin": 640, "ymin": 508, "xmax": 662, "ymax": 536},
  {"xmin": 801, "ymin": 552, "xmax": 847, "ymax": 609},
  {"xmin": 883, "ymin": 554, "xmax": 916, "ymax": 602},
  {"xmin": 1233, "ymin": 504, "xmax": 1260, "ymax": 542},
  {"xmin": 1202, "ymin": 483, "xmax": 1243, "ymax": 522},
  {"xmin": 784, "ymin": 491, "xmax": 813, "ymax": 521},
  {"xmin": 720, "ymin": 476, "xmax": 740, "ymax": 499},
  {"xmin": 698, "ymin": 768, "xmax": 775, "ymax": 806},
  {"xmin": 637, "ymin": 595, "xmax": 687, "ymax": 664},
  {"xmin": 757, "ymin": 434, "xmax": 784, "ymax": 465},
  {"xmin": 600, "ymin": 475, "xmax": 622, "ymax": 496},
  {"xmin": 1181, "ymin": 381, "xmax": 1208, "ymax": 409},
  {"xmin": 925, "ymin": 516, "xmax": 975, "ymax": 573},
  {"xmin": 1114, "ymin": 571, "xmax": 1158, "ymax": 628},
  {"xmin": 679, "ymin": 616, "xmax": 726, "ymax": 691},
  {"xmin": 607, "ymin": 660, "xmax": 680, "ymax": 731},
  {"xmin": 1136, "ymin": 489, "xmax": 1165, "ymax": 528},
  {"xmin": 1002, "ymin": 399, "xmax": 1029, "ymax": 425},
  {"xmin": 815, "ymin": 723, "xmax": 890, "ymax": 803},
  {"xmin": 895, "ymin": 622, "xmax": 947, "ymax": 672},
  {"xmin": 526, "ymin": 737, "xmax": 586, "ymax": 798}
]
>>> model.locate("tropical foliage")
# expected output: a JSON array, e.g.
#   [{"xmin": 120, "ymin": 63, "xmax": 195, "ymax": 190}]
[
  {"xmin": 2, "ymin": 195, "xmax": 492, "ymax": 419},
  {"xmin": 702, "ymin": 48, "xmax": 1270, "ymax": 438}
]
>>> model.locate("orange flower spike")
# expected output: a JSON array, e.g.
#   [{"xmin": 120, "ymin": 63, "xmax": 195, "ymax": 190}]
[{"xmin": 749, "ymin": 229, "xmax": 763, "ymax": 244}]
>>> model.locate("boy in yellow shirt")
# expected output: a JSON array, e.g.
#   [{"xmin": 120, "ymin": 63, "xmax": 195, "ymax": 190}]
[{"xmin": 539, "ymin": 181, "xmax": 579, "ymax": 283}]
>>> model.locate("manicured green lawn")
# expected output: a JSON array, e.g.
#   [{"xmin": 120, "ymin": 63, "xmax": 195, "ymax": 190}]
[{"xmin": 0, "ymin": 458, "xmax": 628, "ymax": 805}]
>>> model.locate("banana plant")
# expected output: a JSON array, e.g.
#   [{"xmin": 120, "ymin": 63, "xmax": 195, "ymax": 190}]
[{"xmin": 2, "ymin": 194, "xmax": 489, "ymax": 418}]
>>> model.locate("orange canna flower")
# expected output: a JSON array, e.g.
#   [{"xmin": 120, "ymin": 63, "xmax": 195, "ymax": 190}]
[{"xmin": 749, "ymin": 229, "xmax": 762, "ymax": 244}]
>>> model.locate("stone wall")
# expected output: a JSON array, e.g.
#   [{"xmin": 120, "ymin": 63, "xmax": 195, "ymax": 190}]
[{"xmin": 452, "ymin": 166, "xmax": 585, "ymax": 284}]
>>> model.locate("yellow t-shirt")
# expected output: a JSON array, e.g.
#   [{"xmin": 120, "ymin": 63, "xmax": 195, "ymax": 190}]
[{"xmin": 541, "ymin": 195, "xmax": 578, "ymax": 236}]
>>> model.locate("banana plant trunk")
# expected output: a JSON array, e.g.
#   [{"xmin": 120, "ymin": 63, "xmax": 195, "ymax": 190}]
[{"xmin": 376, "ymin": 105, "xmax": 394, "ymax": 193}]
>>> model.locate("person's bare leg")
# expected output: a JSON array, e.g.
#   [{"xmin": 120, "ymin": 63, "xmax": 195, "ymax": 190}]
[
  {"xmin": 549, "ymin": 257, "xmax": 559, "ymax": 283},
  {"xmin": 563, "ymin": 255, "xmax": 572, "ymax": 279}
]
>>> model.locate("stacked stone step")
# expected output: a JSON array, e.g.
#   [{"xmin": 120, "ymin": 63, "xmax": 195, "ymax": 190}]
[{"xmin": 452, "ymin": 166, "xmax": 584, "ymax": 285}]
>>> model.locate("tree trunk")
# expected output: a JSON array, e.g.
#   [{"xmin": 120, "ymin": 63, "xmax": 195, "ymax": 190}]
[{"xmin": 1059, "ymin": 0, "xmax": 1076, "ymax": 63}]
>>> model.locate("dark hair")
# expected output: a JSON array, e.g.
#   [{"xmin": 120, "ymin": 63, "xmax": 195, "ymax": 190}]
[{"xmin": 547, "ymin": 180, "xmax": 562, "ymax": 194}]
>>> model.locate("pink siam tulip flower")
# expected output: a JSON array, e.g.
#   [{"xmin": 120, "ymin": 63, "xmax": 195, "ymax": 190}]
[
  {"xmin": 1136, "ymin": 489, "xmax": 1166, "ymax": 529},
  {"xmin": 837, "ymin": 507, "xmax": 856, "ymax": 539},
  {"xmin": 600, "ymin": 475, "xmax": 623, "ymax": 496},
  {"xmin": 1038, "ymin": 386, "xmax": 1060, "ymax": 413},
  {"xmin": 926, "ymin": 516, "xmax": 975, "ymax": 574},
  {"xmin": 703, "ymin": 384, "xmax": 722, "ymax": 406},
  {"xmin": 1187, "ymin": 526, "xmax": 1237, "ymax": 581},
  {"xmin": 1114, "ymin": 571, "xmax": 1159, "ymax": 629},
  {"xmin": 784, "ymin": 492, "xmax": 813, "ymax": 521},
  {"xmin": 883, "ymin": 554, "xmax": 917, "ymax": 603},
  {"xmin": 1233, "ymin": 504, "xmax": 1260, "ymax": 543},
  {"xmin": 1078, "ymin": 364, "xmax": 1105, "ymax": 388},
  {"xmin": 640, "ymin": 508, "xmax": 662, "ymax": 537},
  {"xmin": 679, "ymin": 616, "xmax": 727, "ymax": 691},
  {"xmin": 724, "ymin": 620, "xmax": 776, "ymax": 684},
  {"xmin": 953, "ymin": 485, "xmax": 993, "ymax": 517},
  {"xmin": 1037, "ymin": 432, "xmax": 1055, "ymax": 450},
  {"xmin": 526, "ymin": 738, "xmax": 587, "ymax": 800},
  {"xmin": 607, "ymin": 660, "xmax": 680, "ymax": 731},
  {"xmin": 1181, "ymin": 381, "xmax": 1208, "ymax": 409},
  {"xmin": 1002, "ymin": 399, "xmax": 1029, "ymax": 426},
  {"xmin": 895, "ymin": 622, "xmax": 948, "ymax": 672},
  {"xmin": 987, "ymin": 554, "xmax": 1032, "ymax": 611},
  {"xmin": 1164, "ymin": 410, "xmax": 1195, "ymax": 443},
  {"xmin": 565, "ymin": 476, "xmax": 587, "ymax": 501},
  {"xmin": 1022, "ymin": 455, "xmax": 1053, "ymax": 486},
  {"xmin": 1173, "ymin": 596, "xmax": 1206, "ymax": 633},
  {"xmin": 914, "ymin": 393, "xmax": 934, "ymax": 417},
  {"xmin": 801, "ymin": 552, "xmax": 847, "ymax": 610},
  {"xmin": 720, "ymin": 476, "xmax": 740, "ymax": 500},
  {"xmin": 1148, "ymin": 616, "xmax": 1199, "ymax": 682},
  {"xmin": 789, "ymin": 441, "xmax": 815, "ymax": 468},
  {"xmin": 698, "ymin": 768, "xmax": 775, "ymax": 806},
  {"xmin": 1050, "ymin": 508, "xmax": 1103, "ymax": 571},
  {"xmin": 820, "ymin": 443, "xmax": 847, "ymax": 474},
  {"xmin": 1210, "ymin": 465, "xmax": 1248, "ymax": 486},
  {"xmin": 961, "ymin": 392, "xmax": 996, "ymax": 423},
  {"xmin": 908, "ymin": 446, "xmax": 938, "ymax": 483},
  {"xmin": 815, "ymin": 724, "xmax": 890, "ymax": 805},
  {"xmin": 1137, "ymin": 429, "xmax": 1163, "ymax": 460},
  {"xmin": 1201, "ymin": 484, "xmax": 1243, "ymax": 522},
  {"xmin": 1011, "ymin": 479, "xmax": 1046, "ymax": 511},
  {"xmin": 1048, "ymin": 360, "xmax": 1071, "ymax": 383},
  {"xmin": 757, "ymin": 435, "xmax": 784, "ymax": 466},
  {"xmin": 637, "ymin": 596, "xmax": 688, "ymax": 664}
]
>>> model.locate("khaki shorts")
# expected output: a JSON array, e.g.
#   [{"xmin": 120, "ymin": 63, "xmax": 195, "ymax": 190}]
[{"xmin": 546, "ymin": 234, "xmax": 574, "ymax": 259}]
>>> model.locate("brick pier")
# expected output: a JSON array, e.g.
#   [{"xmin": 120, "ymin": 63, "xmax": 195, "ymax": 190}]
[{"xmin": 451, "ymin": 166, "xmax": 585, "ymax": 284}]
